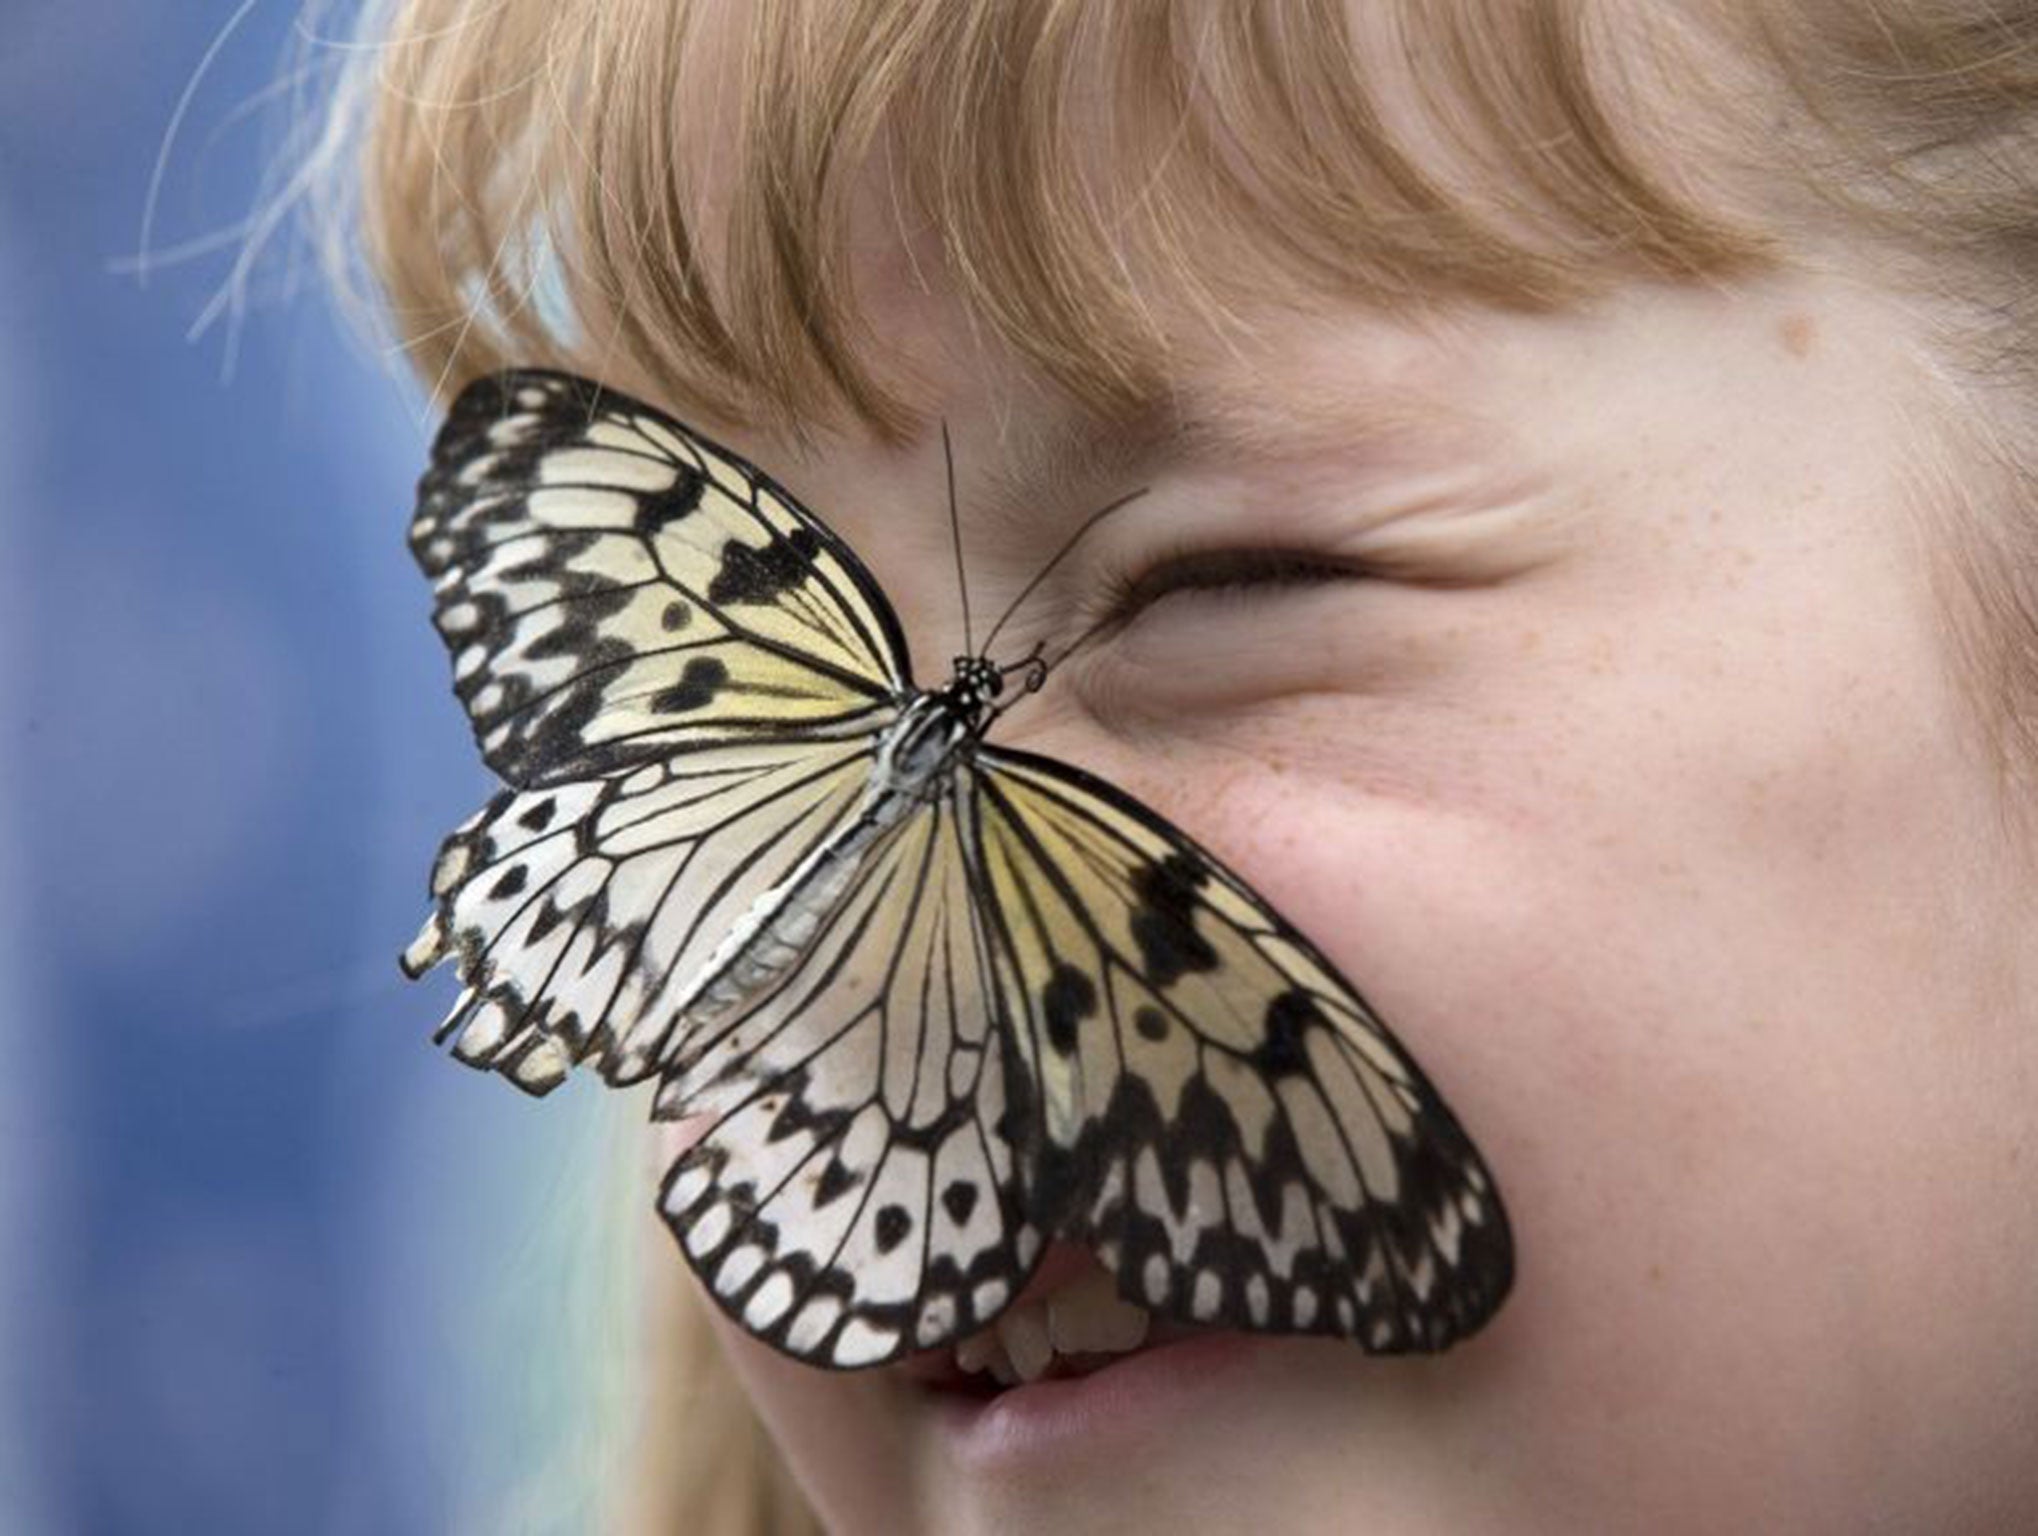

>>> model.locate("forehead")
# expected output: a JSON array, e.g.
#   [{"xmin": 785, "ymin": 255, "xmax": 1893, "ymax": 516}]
[{"xmin": 593, "ymin": 2, "xmax": 1773, "ymax": 443}]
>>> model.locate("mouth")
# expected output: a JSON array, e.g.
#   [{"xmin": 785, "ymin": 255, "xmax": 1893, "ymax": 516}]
[
  {"xmin": 898, "ymin": 1243, "xmax": 1207, "ymax": 1396},
  {"xmin": 895, "ymin": 1243, "xmax": 1264, "ymax": 1467}
]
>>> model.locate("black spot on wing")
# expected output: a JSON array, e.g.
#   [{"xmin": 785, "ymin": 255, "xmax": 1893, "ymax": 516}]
[
  {"xmin": 1129, "ymin": 852, "xmax": 1220, "ymax": 988},
  {"xmin": 813, "ymin": 1158, "xmax": 857, "ymax": 1208},
  {"xmin": 516, "ymin": 797, "xmax": 556, "ymax": 832},
  {"xmin": 634, "ymin": 471, "xmax": 705, "ymax": 534},
  {"xmin": 652, "ymin": 655, "xmax": 730, "ymax": 713},
  {"xmin": 1255, "ymin": 990, "xmax": 1317, "ymax": 1076},
  {"xmin": 488, "ymin": 864, "xmax": 528, "ymax": 900},
  {"xmin": 874, "ymin": 1204, "xmax": 913, "ymax": 1254},
  {"xmin": 766, "ymin": 1092, "xmax": 812, "ymax": 1143},
  {"xmin": 1041, "ymin": 963, "xmax": 1097, "ymax": 1056},
  {"xmin": 708, "ymin": 527, "xmax": 823, "ymax": 606},
  {"xmin": 527, "ymin": 900, "xmax": 564, "ymax": 943},
  {"xmin": 941, "ymin": 1179, "xmax": 980, "ymax": 1227}
]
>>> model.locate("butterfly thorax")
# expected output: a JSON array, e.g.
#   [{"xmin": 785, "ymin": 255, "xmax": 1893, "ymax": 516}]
[{"xmin": 873, "ymin": 655, "xmax": 1004, "ymax": 799}]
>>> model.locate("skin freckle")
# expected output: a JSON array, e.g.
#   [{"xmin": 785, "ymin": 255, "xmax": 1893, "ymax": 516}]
[{"xmin": 1778, "ymin": 313, "xmax": 1817, "ymax": 358}]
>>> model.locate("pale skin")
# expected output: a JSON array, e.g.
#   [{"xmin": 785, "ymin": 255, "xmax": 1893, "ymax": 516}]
[{"xmin": 597, "ymin": 42, "xmax": 2038, "ymax": 1536}]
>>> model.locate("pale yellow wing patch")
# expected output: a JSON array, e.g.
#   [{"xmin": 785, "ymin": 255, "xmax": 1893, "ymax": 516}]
[{"xmin": 411, "ymin": 370, "xmax": 911, "ymax": 786}]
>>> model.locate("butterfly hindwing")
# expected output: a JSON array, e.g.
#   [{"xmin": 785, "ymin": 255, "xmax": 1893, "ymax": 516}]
[
  {"xmin": 653, "ymin": 794, "xmax": 1046, "ymax": 1367},
  {"xmin": 403, "ymin": 733, "xmax": 890, "ymax": 1090},
  {"xmin": 968, "ymin": 746, "xmax": 1513, "ymax": 1353}
]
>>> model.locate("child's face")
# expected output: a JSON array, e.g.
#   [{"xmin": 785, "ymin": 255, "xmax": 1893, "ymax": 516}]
[
  {"xmin": 636, "ymin": 274, "xmax": 2038, "ymax": 1532},
  {"xmin": 615, "ymin": 33, "xmax": 2038, "ymax": 1536}
]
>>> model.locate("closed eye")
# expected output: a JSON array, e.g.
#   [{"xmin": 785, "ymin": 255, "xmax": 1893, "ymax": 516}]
[{"xmin": 1103, "ymin": 547, "xmax": 1361, "ymax": 624}]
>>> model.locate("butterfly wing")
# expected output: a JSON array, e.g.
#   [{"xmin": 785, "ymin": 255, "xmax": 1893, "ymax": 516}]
[
  {"xmin": 403, "ymin": 370, "xmax": 916, "ymax": 1090},
  {"xmin": 653, "ymin": 791, "xmax": 1046, "ymax": 1367},
  {"xmin": 410, "ymin": 369, "xmax": 911, "ymax": 785},
  {"xmin": 404, "ymin": 735, "xmax": 892, "ymax": 1091},
  {"xmin": 645, "ymin": 734, "xmax": 1510, "ymax": 1368},
  {"xmin": 402, "ymin": 367, "xmax": 1509, "ymax": 1359},
  {"xmin": 968, "ymin": 744, "xmax": 1513, "ymax": 1353}
]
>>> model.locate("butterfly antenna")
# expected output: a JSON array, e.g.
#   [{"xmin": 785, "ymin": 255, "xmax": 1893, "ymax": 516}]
[
  {"xmin": 985, "ymin": 640, "xmax": 1050, "ymax": 726},
  {"xmin": 1033, "ymin": 608, "xmax": 1123, "ymax": 681},
  {"xmin": 944, "ymin": 421, "xmax": 973, "ymax": 657},
  {"xmin": 980, "ymin": 487, "xmax": 1148, "ymax": 658},
  {"xmin": 999, "ymin": 639, "xmax": 1049, "ymax": 690}
]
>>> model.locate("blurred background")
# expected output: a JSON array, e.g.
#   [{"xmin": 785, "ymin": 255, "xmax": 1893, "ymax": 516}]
[{"xmin": 3, "ymin": 4, "xmax": 631, "ymax": 1531}]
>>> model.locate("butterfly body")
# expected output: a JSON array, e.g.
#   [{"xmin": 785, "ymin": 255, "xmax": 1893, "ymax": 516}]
[
  {"xmin": 403, "ymin": 368, "xmax": 1513, "ymax": 1370},
  {"xmin": 670, "ymin": 656, "xmax": 1010, "ymax": 1028}
]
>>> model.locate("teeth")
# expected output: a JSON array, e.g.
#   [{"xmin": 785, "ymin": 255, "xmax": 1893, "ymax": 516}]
[
  {"xmin": 1047, "ymin": 1269, "xmax": 1150, "ymax": 1355},
  {"xmin": 996, "ymin": 1302, "xmax": 1054, "ymax": 1383},
  {"xmin": 954, "ymin": 1331, "xmax": 1005, "ymax": 1376},
  {"xmin": 950, "ymin": 1271, "xmax": 1154, "ymax": 1386}
]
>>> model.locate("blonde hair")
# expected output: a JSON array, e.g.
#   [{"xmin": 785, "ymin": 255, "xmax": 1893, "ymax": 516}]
[
  {"xmin": 620, "ymin": 1240, "xmax": 821, "ymax": 1536},
  {"xmin": 311, "ymin": 1, "xmax": 2038, "ymax": 1530}
]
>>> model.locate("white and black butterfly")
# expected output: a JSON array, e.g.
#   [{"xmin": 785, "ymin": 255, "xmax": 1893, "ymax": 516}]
[{"xmin": 401, "ymin": 368, "xmax": 1512, "ymax": 1368}]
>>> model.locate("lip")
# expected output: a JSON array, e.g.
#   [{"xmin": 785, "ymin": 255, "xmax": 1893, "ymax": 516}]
[{"xmin": 922, "ymin": 1327, "xmax": 1265, "ymax": 1473}]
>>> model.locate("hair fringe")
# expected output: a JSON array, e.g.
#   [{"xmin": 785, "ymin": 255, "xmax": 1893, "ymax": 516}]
[{"xmin": 340, "ymin": 0, "xmax": 1787, "ymax": 437}]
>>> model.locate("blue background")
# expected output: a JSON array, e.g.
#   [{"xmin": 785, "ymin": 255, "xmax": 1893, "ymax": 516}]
[{"xmin": 3, "ymin": 5, "xmax": 620, "ymax": 1531}]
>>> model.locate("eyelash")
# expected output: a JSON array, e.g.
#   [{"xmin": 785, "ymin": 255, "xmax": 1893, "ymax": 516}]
[{"xmin": 1100, "ymin": 547, "xmax": 1359, "ymax": 624}]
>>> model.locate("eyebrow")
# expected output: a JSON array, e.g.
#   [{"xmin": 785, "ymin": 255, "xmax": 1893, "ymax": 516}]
[
  {"xmin": 966, "ymin": 391, "xmax": 1312, "ymax": 507},
  {"xmin": 966, "ymin": 371, "xmax": 1468, "ymax": 524},
  {"xmin": 961, "ymin": 401, "xmax": 1173, "ymax": 530}
]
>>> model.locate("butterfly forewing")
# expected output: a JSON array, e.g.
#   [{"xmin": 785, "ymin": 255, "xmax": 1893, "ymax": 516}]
[
  {"xmin": 411, "ymin": 370, "xmax": 910, "ymax": 786},
  {"xmin": 968, "ymin": 746, "xmax": 1512, "ymax": 1353}
]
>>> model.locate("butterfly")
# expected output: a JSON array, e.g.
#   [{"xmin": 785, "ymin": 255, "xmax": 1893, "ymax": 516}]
[{"xmin": 400, "ymin": 368, "xmax": 1513, "ymax": 1368}]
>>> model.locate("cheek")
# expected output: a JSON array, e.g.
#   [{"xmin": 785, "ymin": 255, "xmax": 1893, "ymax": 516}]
[
  {"xmin": 704, "ymin": 1311, "xmax": 931, "ymax": 1532},
  {"xmin": 1071, "ymin": 640, "xmax": 2038, "ymax": 1521}
]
